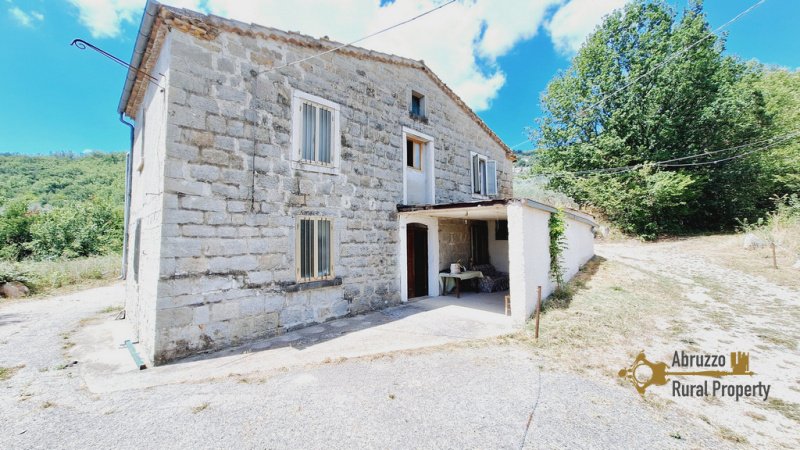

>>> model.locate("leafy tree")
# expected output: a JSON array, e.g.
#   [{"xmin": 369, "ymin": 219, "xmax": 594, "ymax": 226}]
[
  {"xmin": 755, "ymin": 68, "xmax": 800, "ymax": 193},
  {"xmin": 532, "ymin": 0, "xmax": 776, "ymax": 238},
  {"xmin": 0, "ymin": 153, "xmax": 125, "ymax": 261},
  {"xmin": 0, "ymin": 199, "xmax": 36, "ymax": 260}
]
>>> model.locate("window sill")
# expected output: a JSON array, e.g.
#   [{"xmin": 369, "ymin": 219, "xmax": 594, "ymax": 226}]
[
  {"xmin": 291, "ymin": 160, "xmax": 340, "ymax": 175},
  {"xmin": 472, "ymin": 193, "xmax": 490, "ymax": 200},
  {"xmin": 409, "ymin": 112, "xmax": 428, "ymax": 123},
  {"xmin": 282, "ymin": 277, "xmax": 342, "ymax": 293}
]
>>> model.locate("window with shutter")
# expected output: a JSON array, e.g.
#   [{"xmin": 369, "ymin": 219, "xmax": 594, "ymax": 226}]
[
  {"xmin": 486, "ymin": 160, "xmax": 498, "ymax": 196},
  {"xmin": 297, "ymin": 217, "xmax": 334, "ymax": 282},
  {"xmin": 470, "ymin": 152, "xmax": 497, "ymax": 197},
  {"xmin": 406, "ymin": 137, "xmax": 423, "ymax": 170}
]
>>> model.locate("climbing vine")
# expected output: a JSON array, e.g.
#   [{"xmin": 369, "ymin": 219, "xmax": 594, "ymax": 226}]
[{"xmin": 548, "ymin": 209, "xmax": 567, "ymax": 286}]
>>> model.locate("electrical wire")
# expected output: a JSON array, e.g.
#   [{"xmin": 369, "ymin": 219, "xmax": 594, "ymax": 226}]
[
  {"xmin": 255, "ymin": 0, "xmax": 456, "ymax": 76},
  {"xmin": 534, "ymin": 129, "xmax": 800, "ymax": 179}
]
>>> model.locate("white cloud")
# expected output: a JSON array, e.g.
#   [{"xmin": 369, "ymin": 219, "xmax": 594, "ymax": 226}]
[
  {"xmin": 204, "ymin": 0, "xmax": 561, "ymax": 111},
  {"xmin": 547, "ymin": 0, "xmax": 628, "ymax": 54},
  {"xmin": 9, "ymin": 6, "xmax": 44, "ymax": 27},
  {"xmin": 67, "ymin": 0, "xmax": 564, "ymax": 110}
]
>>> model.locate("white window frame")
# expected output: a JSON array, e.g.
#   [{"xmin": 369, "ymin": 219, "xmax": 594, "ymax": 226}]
[
  {"xmin": 291, "ymin": 90, "xmax": 341, "ymax": 175},
  {"xmin": 470, "ymin": 152, "xmax": 498, "ymax": 198},
  {"xmin": 401, "ymin": 127, "xmax": 435, "ymax": 205},
  {"xmin": 295, "ymin": 216, "xmax": 335, "ymax": 283}
]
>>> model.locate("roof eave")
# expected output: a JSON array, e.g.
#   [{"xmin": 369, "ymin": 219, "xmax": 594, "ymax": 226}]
[{"xmin": 117, "ymin": 0, "xmax": 160, "ymax": 116}]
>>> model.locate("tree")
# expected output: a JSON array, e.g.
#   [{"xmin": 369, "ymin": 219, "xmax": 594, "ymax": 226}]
[{"xmin": 532, "ymin": 0, "xmax": 774, "ymax": 238}]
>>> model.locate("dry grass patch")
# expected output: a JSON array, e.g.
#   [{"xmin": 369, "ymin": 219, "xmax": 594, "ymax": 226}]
[
  {"xmin": 0, "ymin": 365, "xmax": 24, "ymax": 381},
  {"xmin": 191, "ymin": 402, "xmax": 210, "ymax": 413},
  {"xmin": 763, "ymin": 398, "xmax": 800, "ymax": 424},
  {"xmin": 517, "ymin": 256, "xmax": 685, "ymax": 375},
  {"xmin": 669, "ymin": 234, "xmax": 800, "ymax": 290},
  {"xmin": 718, "ymin": 426, "xmax": 748, "ymax": 444}
]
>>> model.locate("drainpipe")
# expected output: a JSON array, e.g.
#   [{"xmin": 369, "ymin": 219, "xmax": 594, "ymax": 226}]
[{"xmin": 119, "ymin": 112, "xmax": 135, "ymax": 279}]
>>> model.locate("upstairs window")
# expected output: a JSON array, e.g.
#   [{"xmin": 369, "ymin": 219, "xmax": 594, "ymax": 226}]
[
  {"xmin": 406, "ymin": 137, "xmax": 424, "ymax": 170},
  {"xmin": 410, "ymin": 91, "xmax": 425, "ymax": 118},
  {"xmin": 292, "ymin": 90, "xmax": 340, "ymax": 170},
  {"xmin": 300, "ymin": 102, "xmax": 333, "ymax": 164},
  {"xmin": 471, "ymin": 152, "xmax": 498, "ymax": 197},
  {"xmin": 297, "ymin": 217, "xmax": 334, "ymax": 282}
]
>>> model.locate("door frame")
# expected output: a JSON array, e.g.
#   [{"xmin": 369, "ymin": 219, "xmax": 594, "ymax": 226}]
[{"xmin": 398, "ymin": 215, "xmax": 440, "ymax": 302}]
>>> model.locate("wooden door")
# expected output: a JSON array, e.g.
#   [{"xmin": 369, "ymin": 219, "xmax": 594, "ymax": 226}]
[{"xmin": 406, "ymin": 224, "xmax": 429, "ymax": 298}]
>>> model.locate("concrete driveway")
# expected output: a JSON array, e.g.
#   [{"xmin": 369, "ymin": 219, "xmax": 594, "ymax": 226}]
[{"xmin": 72, "ymin": 286, "xmax": 516, "ymax": 393}]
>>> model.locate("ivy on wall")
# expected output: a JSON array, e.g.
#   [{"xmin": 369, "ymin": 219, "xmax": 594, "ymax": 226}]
[{"xmin": 548, "ymin": 209, "xmax": 567, "ymax": 286}]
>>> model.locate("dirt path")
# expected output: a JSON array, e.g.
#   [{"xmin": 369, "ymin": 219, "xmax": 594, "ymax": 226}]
[{"xmin": 596, "ymin": 240, "xmax": 800, "ymax": 449}]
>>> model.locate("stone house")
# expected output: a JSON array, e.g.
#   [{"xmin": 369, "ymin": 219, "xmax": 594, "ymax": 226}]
[{"xmin": 119, "ymin": 1, "xmax": 596, "ymax": 365}]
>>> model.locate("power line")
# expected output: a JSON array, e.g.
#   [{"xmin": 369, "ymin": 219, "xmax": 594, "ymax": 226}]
[
  {"xmin": 533, "ymin": 130, "xmax": 800, "ymax": 179},
  {"xmin": 256, "ymin": 0, "xmax": 456, "ymax": 76}
]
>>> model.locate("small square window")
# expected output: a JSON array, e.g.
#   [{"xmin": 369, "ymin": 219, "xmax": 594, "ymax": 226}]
[
  {"xmin": 495, "ymin": 220, "xmax": 509, "ymax": 240},
  {"xmin": 410, "ymin": 92, "xmax": 425, "ymax": 117},
  {"xmin": 406, "ymin": 137, "xmax": 423, "ymax": 170}
]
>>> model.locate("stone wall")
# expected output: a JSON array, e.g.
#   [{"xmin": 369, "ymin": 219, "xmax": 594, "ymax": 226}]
[
  {"xmin": 136, "ymin": 26, "xmax": 514, "ymax": 363},
  {"xmin": 124, "ymin": 34, "xmax": 173, "ymax": 362},
  {"xmin": 438, "ymin": 219, "xmax": 471, "ymax": 272}
]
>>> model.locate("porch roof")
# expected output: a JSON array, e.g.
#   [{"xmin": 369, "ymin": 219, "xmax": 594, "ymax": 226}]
[{"xmin": 397, "ymin": 198, "xmax": 597, "ymax": 227}]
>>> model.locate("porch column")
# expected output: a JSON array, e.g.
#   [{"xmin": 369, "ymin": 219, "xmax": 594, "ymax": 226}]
[{"xmin": 507, "ymin": 202, "xmax": 553, "ymax": 325}]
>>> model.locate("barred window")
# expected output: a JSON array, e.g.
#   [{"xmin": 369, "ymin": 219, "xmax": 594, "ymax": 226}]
[
  {"xmin": 292, "ymin": 90, "xmax": 340, "ymax": 170},
  {"xmin": 300, "ymin": 102, "xmax": 333, "ymax": 164},
  {"xmin": 297, "ymin": 217, "xmax": 334, "ymax": 282}
]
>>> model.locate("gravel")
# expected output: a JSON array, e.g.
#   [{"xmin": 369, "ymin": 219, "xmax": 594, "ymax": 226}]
[{"xmin": 1, "ymin": 282, "xmax": 729, "ymax": 449}]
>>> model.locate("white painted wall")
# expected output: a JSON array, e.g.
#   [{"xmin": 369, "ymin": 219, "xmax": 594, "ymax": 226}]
[
  {"xmin": 561, "ymin": 218, "xmax": 595, "ymax": 282},
  {"xmin": 507, "ymin": 203, "xmax": 552, "ymax": 325},
  {"xmin": 507, "ymin": 203, "xmax": 595, "ymax": 325},
  {"xmin": 487, "ymin": 219, "xmax": 509, "ymax": 273},
  {"xmin": 397, "ymin": 215, "xmax": 440, "ymax": 302},
  {"xmin": 125, "ymin": 32, "xmax": 173, "ymax": 364}
]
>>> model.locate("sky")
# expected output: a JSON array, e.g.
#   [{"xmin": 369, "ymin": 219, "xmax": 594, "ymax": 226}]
[{"xmin": 1, "ymin": 0, "xmax": 798, "ymax": 155}]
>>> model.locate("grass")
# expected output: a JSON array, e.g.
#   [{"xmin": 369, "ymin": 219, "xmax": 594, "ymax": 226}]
[
  {"xmin": 718, "ymin": 426, "xmax": 748, "ymax": 444},
  {"xmin": 99, "ymin": 305, "xmax": 124, "ymax": 314},
  {"xmin": 764, "ymin": 398, "xmax": 800, "ymax": 423},
  {"xmin": 667, "ymin": 234, "xmax": 799, "ymax": 290},
  {"xmin": 516, "ymin": 255, "xmax": 683, "ymax": 375},
  {"xmin": 0, "ymin": 253, "xmax": 120, "ymax": 299},
  {"xmin": 191, "ymin": 402, "xmax": 210, "ymax": 413},
  {"xmin": 0, "ymin": 365, "xmax": 24, "ymax": 381}
]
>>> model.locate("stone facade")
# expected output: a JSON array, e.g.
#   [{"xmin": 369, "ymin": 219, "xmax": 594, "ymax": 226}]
[{"xmin": 124, "ymin": 6, "xmax": 514, "ymax": 364}]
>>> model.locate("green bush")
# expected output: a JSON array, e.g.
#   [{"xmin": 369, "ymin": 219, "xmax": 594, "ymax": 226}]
[
  {"xmin": 25, "ymin": 198, "xmax": 124, "ymax": 259},
  {"xmin": 0, "ymin": 199, "xmax": 36, "ymax": 260}
]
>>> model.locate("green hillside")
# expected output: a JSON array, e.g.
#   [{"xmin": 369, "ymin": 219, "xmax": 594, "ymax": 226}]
[{"xmin": 0, "ymin": 152, "xmax": 126, "ymax": 261}]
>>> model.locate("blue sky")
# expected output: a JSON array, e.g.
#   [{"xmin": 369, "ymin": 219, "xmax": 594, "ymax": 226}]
[{"xmin": 1, "ymin": 0, "xmax": 798, "ymax": 155}]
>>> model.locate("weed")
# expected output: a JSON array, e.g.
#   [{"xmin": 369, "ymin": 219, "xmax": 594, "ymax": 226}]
[
  {"xmin": 764, "ymin": 398, "xmax": 800, "ymax": 423},
  {"xmin": 744, "ymin": 411, "xmax": 766, "ymax": 421},
  {"xmin": 718, "ymin": 426, "xmax": 748, "ymax": 444},
  {"xmin": 99, "ymin": 305, "xmax": 124, "ymax": 314},
  {"xmin": 191, "ymin": 402, "xmax": 210, "ymax": 413},
  {"xmin": 0, "ymin": 365, "xmax": 24, "ymax": 381}
]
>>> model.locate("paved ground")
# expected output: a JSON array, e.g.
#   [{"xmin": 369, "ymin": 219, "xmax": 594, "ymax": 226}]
[{"xmin": 5, "ymin": 237, "xmax": 791, "ymax": 448}]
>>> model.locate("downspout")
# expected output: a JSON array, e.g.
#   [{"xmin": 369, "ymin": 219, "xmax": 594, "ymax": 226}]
[{"xmin": 119, "ymin": 113, "xmax": 135, "ymax": 279}]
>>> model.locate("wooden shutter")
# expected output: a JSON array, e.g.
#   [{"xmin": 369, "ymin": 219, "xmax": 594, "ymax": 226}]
[
  {"xmin": 486, "ymin": 160, "xmax": 498, "ymax": 196},
  {"xmin": 472, "ymin": 154, "xmax": 481, "ymax": 194}
]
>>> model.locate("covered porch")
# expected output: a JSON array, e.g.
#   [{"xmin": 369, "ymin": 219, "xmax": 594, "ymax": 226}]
[{"xmin": 398, "ymin": 199, "xmax": 596, "ymax": 325}]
